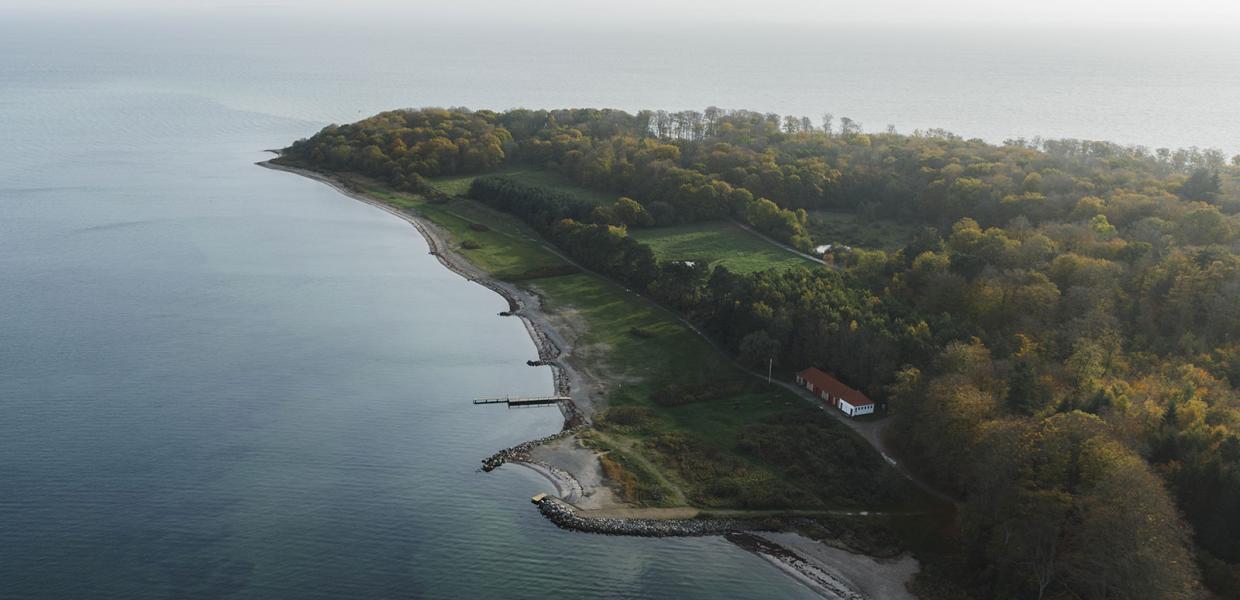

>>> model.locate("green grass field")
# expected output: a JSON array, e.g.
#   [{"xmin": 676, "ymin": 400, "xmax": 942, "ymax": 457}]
[
  {"xmin": 352, "ymin": 169, "xmax": 925, "ymax": 512},
  {"xmin": 430, "ymin": 166, "xmax": 618, "ymax": 206},
  {"xmin": 531, "ymin": 272, "xmax": 879, "ymax": 508},
  {"xmin": 366, "ymin": 186, "xmax": 568, "ymax": 281},
  {"xmin": 807, "ymin": 210, "xmax": 918, "ymax": 251},
  {"xmin": 631, "ymin": 221, "xmax": 818, "ymax": 274},
  {"xmin": 435, "ymin": 166, "xmax": 821, "ymax": 275}
]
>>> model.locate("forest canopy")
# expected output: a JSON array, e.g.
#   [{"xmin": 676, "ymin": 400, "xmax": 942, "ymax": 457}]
[{"xmin": 282, "ymin": 106, "xmax": 1240, "ymax": 599}]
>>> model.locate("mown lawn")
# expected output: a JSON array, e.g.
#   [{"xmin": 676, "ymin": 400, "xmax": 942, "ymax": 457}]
[
  {"xmin": 631, "ymin": 221, "xmax": 818, "ymax": 274},
  {"xmin": 430, "ymin": 166, "xmax": 618, "ymax": 206},
  {"xmin": 532, "ymin": 273, "xmax": 741, "ymax": 401}
]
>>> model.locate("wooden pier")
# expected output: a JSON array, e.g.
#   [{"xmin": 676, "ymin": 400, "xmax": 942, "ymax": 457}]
[{"xmin": 472, "ymin": 396, "xmax": 570, "ymax": 407}]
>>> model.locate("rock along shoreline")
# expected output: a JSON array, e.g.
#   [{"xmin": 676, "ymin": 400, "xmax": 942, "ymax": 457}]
[
  {"xmin": 258, "ymin": 160, "xmax": 581, "ymax": 421},
  {"xmin": 535, "ymin": 496, "xmax": 748, "ymax": 537},
  {"xmin": 480, "ymin": 427, "xmax": 582, "ymax": 472},
  {"xmin": 258, "ymin": 158, "xmax": 908, "ymax": 599}
]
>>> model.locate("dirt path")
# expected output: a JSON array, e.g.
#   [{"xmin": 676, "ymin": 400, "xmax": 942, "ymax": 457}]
[
  {"xmin": 730, "ymin": 219, "xmax": 830, "ymax": 265},
  {"xmin": 582, "ymin": 505, "xmax": 928, "ymax": 519},
  {"xmin": 719, "ymin": 220, "xmax": 956, "ymax": 502},
  {"xmin": 768, "ymin": 379, "xmax": 958, "ymax": 505},
  {"xmin": 592, "ymin": 431, "xmax": 689, "ymax": 506},
  {"xmin": 529, "ymin": 235, "xmax": 956, "ymax": 504}
]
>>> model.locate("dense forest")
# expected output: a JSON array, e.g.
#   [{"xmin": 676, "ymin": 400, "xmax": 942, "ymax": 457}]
[{"xmin": 282, "ymin": 107, "xmax": 1240, "ymax": 599}]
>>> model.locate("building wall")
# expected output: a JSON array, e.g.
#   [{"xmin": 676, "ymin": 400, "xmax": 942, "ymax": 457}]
[
  {"xmin": 798, "ymin": 373, "xmax": 871, "ymax": 415},
  {"xmin": 838, "ymin": 399, "xmax": 875, "ymax": 416}
]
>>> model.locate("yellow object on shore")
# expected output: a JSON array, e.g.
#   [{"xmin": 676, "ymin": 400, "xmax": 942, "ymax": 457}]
[{"xmin": 531, "ymin": 493, "xmax": 548, "ymax": 504}]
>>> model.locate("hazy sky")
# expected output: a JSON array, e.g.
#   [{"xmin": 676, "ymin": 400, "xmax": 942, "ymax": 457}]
[{"xmin": 8, "ymin": 0, "xmax": 1240, "ymax": 27}]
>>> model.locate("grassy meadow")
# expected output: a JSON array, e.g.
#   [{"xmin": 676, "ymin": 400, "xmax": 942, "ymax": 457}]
[
  {"xmin": 430, "ymin": 166, "xmax": 618, "ymax": 206},
  {"xmin": 631, "ymin": 221, "xmax": 818, "ymax": 274},
  {"xmin": 357, "ymin": 172, "xmax": 924, "ymax": 512}
]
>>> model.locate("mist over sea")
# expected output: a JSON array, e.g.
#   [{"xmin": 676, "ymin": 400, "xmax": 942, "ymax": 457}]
[
  {"xmin": 0, "ymin": 14, "xmax": 1236, "ymax": 599},
  {"xmin": 6, "ymin": 15, "xmax": 1238, "ymax": 159}
]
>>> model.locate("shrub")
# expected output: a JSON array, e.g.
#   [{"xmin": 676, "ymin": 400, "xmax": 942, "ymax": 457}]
[
  {"xmin": 598, "ymin": 452, "xmax": 669, "ymax": 506},
  {"xmin": 737, "ymin": 412, "xmax": 905, "ymax": 507},
  {"xmin": 461, "ymin": 239, "xmax": 483, "ymax": 250},
  {"xmin": 643, "ymin": 432, "xmax": 803, "ymax": 508},
  {"xmin": 508, "ymin": 264, "xmax": 580, "ymax": 281},
  {"xmin": 628, "ymin": 326, "xmax": 656, "ymax": 339},
  {"xmin": 650, "ymin": 381, "xmax": 744, "ymax": 406},
  {"xmin": 601, "ymin": 405, "xmax": 652, "ymax": 429}
]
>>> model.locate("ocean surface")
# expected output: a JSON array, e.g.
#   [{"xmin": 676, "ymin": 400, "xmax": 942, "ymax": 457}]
[{"xmin": 0, "ymin": 14, "xmax": 1236, "ymax": 599}]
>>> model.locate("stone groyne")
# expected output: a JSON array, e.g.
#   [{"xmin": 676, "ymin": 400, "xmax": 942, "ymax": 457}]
[
  {"xmin": 534, "ymin": 497, "xmax": 747, "ymax": 537},
  {"xmin": 481, "ymin": 427, "xmax": 584, "ymax": 472}
]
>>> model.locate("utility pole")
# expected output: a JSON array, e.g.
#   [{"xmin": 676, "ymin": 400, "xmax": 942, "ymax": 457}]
[{"xmin": 767, "ymin": 357, "xmax": 773, "ymax": 385}]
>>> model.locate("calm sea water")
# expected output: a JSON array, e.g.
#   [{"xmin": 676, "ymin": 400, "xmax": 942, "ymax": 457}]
[{"xmin": 0, "ymin": 14, "xmax": 1236, "ymax": 600}]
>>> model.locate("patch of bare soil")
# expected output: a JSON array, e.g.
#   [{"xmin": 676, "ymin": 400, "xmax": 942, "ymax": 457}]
[{"xmin": 527, "ymin": 434, "xmax": 621, "ymax": 510}]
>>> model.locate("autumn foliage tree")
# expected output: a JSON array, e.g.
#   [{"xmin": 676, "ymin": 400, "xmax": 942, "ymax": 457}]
[{"xmin": 282, "ymin": 106, "xmax": 1240, "ymax": 598}]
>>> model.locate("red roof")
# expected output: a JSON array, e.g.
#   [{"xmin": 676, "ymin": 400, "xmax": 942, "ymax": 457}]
[{"xmin": 798, "ymin": 367, "xmax": 874, "ymax": 407}]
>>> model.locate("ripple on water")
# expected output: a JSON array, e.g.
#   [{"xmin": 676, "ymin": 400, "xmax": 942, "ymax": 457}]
[{"xmin": 0, "ymin": 87, "xmax": 818, "ymax": 598}]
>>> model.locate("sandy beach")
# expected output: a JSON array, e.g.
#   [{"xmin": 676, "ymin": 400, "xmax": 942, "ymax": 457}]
[{"xmin": 731, "ymin": 532, "xmax": 919, "ymax": 600}]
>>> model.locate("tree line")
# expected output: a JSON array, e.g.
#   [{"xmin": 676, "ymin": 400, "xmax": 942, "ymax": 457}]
[{"xmin": 281, "ymin": 106, "xmax": 1240, "ymax": 599}]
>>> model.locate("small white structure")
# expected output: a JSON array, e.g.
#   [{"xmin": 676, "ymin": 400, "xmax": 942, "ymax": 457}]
[
  {"xmin": 836, "ymin": 397, "xmax": 875, "ymax": 417},
  {"xmin": 814, "ymin": 243, "xmax": 852, "ymax": 255}
]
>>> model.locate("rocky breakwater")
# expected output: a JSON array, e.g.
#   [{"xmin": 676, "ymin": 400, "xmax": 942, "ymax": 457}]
[
  {"xmin": 535, "ymin": 497, "xmax": 747, "ymax": 537},
  {"xmin": 481, "ymin": 427, "xmax": 583, "ymax": 472},
  {"xmin": 516, "ymin": 319, "xmax": 573, "ymax": 406}
]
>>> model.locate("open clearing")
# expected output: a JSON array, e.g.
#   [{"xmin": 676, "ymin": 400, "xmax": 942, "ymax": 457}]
[
  {"xmin": 807, "ymin": 210, "xmax": 918, "ymax": 251},
  {"xmin": 631, "ymin": 221, "xmax": 818, "ymax": 274},
  {"xmin": 430, "ymin": 166, "xmax": 618, "ymax": 206}
]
